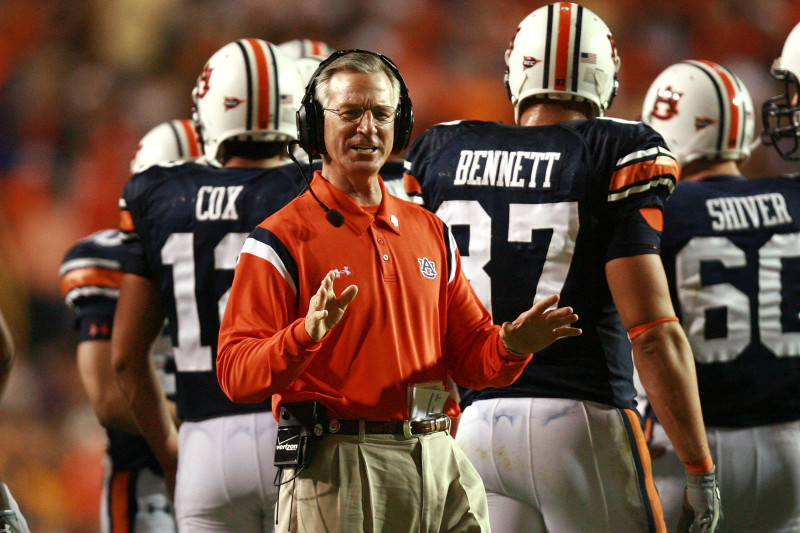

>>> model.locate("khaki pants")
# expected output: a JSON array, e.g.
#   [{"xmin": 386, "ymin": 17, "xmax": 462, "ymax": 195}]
[{"xmin": 275, "ymin": 430, "xmax": 489, "ymax": 533}]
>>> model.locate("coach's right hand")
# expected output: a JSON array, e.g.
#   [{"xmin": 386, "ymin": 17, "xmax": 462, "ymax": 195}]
[{"xmin": 305, "ymin": 270, "xmax": 358, "ymax": 341}]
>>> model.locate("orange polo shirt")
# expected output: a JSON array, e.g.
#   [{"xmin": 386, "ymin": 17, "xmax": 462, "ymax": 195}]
[{"xmin": 217, "ymin": 171, "xmax": 531, "ymax": 421}]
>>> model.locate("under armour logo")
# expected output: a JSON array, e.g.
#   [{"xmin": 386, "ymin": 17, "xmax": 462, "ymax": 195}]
[
  {"xmin": 334, "ymin": 266, "xmax": 351, "ymax": 277},
  {"xmin": 418, "ymin": 258, "xmax": 437, "ymax": 279}
]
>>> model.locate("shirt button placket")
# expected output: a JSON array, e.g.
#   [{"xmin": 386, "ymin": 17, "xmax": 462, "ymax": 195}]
[{"xmin": 374, "ymin": 229, "xmax": 396, "ymax": 279}]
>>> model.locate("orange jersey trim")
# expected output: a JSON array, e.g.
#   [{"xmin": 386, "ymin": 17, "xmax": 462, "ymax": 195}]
[
  {"xmin": 403, "ymin": 173, "xmax": 423, "ymax": 196},
  {"xmin": 639, "ymin": 207, "xmax": 664, "ymax": 232},
  {"xmin": 60, "ymin": 267, "xmax": 123, "ymax": 297},
  {"xmin": 120, "ymin": 210, "xmax": 135, "ymax": 232},
  {"xmin": 109, "ymin": 470, "xmax": 131, "ymax": 533},
  {"xmin": 609, "ymin": 155, "xmax": 679, "ymax": 193}
]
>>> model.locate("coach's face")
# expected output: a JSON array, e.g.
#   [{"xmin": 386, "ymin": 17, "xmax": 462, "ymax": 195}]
[{"xmin": 322, "ymin": 70, "xmax": 395, "ymax": 187}]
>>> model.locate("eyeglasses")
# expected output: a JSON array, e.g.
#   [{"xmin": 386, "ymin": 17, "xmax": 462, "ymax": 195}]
[{"xmin": 323, "ymin": 105, "xmax": 398, "ymax": 125}]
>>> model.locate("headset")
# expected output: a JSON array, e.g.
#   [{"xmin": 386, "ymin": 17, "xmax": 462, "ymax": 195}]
[{"xmin": 296, "ymin": 49, "xmax": 414, "ymax": 155}]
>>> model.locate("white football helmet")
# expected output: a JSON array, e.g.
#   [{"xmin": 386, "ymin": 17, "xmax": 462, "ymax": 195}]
[
  {"xmin": 763, "ymin": 21, "xmax": 800, "ymax": 160},
  {"xmin": 130, "ymin": 119, "xmax": 202, "ymax": 174},
  {"xmin": 279, "ymin": 39, "xmax": 335, "ymax": 86},
  {"xmin": 278, "ymin": 39, "xmax": 334, "ymax": 61},
  {"xmin": 505, "ymin": 2, "xmax": 620, "ymax": 122},
  {"xmin": 642, "ymin": 60, "xmax": 755, "ymax": 167},
  {"xmin": 193, "ymin": 39, "xmax": 304, "ymax": 166}
]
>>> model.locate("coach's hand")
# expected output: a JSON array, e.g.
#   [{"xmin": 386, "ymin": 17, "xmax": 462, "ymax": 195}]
[
  {"xmin": 305, "ymin": 270, "xmax": 358, "ymax": 341},
  {"xmin": 500, "ymin": 294, "xmax": 581, "ymax": 356},
  {"xmin": 678, "ymin": 466, "xmax": 722, "ymax": 533}
]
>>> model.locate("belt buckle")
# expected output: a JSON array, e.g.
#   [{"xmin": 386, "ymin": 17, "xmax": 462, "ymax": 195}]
[
  {"xmin": 402, "ymin": 415, "xmax": 450, "ymax": 438},
  {"xmin": 402, "ymin": 419, "xmax": 416, "ymax": 438},
  {"xmin": 439, "ymin": 415, "xmax": 451, "ymax": 434}
]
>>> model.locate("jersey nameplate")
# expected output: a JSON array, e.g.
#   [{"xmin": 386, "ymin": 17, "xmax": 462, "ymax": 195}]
[
  {"xmin": 706, "ymin": 192, "xmax": 792, "ymax": 231},
  {"xmin": 454, "ymin": 150, "xmax": 561, "ymax": 189},
  {"xmin": 196, "ymin": 185, "xmax": 244, "ymax": 221}
]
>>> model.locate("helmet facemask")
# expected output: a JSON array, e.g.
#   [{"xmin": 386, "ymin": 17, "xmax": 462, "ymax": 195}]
[{"xmin": 762, "ymin": 63, "xmax": 800, "ymax": 160}]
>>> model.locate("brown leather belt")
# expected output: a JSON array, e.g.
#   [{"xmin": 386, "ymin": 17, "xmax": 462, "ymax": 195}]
[{"xmin": 324, "ymin": 415, "xmax": 451, "ymax": 438}]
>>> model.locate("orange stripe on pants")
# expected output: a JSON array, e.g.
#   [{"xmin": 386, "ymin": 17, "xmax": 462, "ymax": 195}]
[{"xmin": 625, "ymin": 408, "xmax": 667, "ymax": 533}]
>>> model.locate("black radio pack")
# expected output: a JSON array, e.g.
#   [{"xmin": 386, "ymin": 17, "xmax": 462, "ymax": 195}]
[{"xmin": 274, "ymin": 402, "xmax": 327, "ymax": 469}]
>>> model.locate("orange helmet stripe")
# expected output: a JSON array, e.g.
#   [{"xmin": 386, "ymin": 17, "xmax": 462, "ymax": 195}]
[
  {"xmin": 178, "ymin": 119, "xmax": 201, "ymax": 158},
  {"xmin": 554, "ymin": 2, "xmax": 573, "ymax": 91},
  {"xmin": 246, "ymin": 38, "xmax": 271, "ymax": 131},
  {"xmin": 698, "ymin": 60, "xmax": 740, "ymax": 150}
]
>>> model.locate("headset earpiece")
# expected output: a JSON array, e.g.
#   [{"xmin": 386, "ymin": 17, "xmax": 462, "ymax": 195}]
[{"xmin": 296, "ymin": 49, "xmax": 413, "ymax": 155}]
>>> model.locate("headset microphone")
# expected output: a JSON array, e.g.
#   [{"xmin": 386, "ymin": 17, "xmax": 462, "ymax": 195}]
[{"xmin": 287, "ymin": 141, "xmax": 345, "ymax": 228}]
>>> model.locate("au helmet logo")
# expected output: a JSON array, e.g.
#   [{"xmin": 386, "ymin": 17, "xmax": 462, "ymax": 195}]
[
  {"xmin": 196, "ymin": 65, "xmax": 213, "ymax": 99},
  {"xmin": 651, "ymin": 86, "xmax": 683, "ymax": 120},
  {"xmin": 418, "ymin": 258, "xmax": 437, "ymax": 279}
]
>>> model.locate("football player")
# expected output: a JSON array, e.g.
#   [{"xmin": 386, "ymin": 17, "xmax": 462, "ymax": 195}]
[
  {"xmin": 56, "ymin": 118, "xmax": 199, "ymax": 532},
  {"xmin": 60, "ymin": 229, "xmax": 178, "ymax": 533},
  {"xmin": 403, "ymin": 3, "xmax": 719, "ymax": 532},
  {"xmin": 111, "ymin": 39, "xmax": 306, "ymax": 532},
  {"xmin": 278, "ymin": 38, "xmax": 335, "ymax": 87},
  {"xmin": 642, "ymin": 54, "xmax": 800, "ymax": 531},
  {"xmin": 130, "ymin": 118, "xmax": 203, "ymax": 174},
  {"xmin": 0, "ymin": 308, "xmax": 30, "ymax": 533}
]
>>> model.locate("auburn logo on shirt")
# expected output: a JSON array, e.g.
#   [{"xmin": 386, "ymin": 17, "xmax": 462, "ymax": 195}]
[{"xmin": 418, "ymin": 257, "xmax": 437, "ymax": 279}]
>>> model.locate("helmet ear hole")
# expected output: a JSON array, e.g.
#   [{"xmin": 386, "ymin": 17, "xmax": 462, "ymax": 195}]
[{"xmin": 296, "ymin": 49, "xmax": 414, "ymax": 155}]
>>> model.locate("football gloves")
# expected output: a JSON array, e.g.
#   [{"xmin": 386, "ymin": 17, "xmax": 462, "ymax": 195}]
[{"xmin": 677, "ymin": 465, "xmax": 722, "ymax": 533}]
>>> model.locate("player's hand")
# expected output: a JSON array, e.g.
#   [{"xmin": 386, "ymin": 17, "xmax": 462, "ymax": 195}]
[
  {"xmin": 677, "ymin": 466, "xmax": 722, "ymax": 533},
  {"xmin": 305, "ymin": 270, "xmax": 358, "ymax": 341},
  {"xmin": 500, "ymin": 294, "xmax": 581, "ymax": 355}
]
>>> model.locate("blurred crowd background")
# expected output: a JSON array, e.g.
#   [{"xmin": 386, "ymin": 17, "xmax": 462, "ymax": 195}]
[{"xmin": 0, "ymin": 0, "xmax": 798, "ymax": 530}]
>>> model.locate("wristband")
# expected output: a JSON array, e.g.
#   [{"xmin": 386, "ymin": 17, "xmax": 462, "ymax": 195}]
[
  {"xmin": 628, "ymin": 316, "xmax": 679, "ymax": 340},
  {"xmin": 684, "ymin": 453, "xmax": 714, "ymax": 474}
]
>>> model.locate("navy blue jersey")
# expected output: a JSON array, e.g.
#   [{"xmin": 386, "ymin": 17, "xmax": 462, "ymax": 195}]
[
  {"xmin": 60, "ymin": 229, "xmax": 170, "ymax": 473},
  {"xmin": 120, "ymin": 161, "xmax": 306, "ymax": 420},
  {"xmin": 404, "ymin": 118, "xmax": 678, "ymax": 410},
  {"xmin": 661, "ymin": 175, "xmax": 800, "ymax": 427}
]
